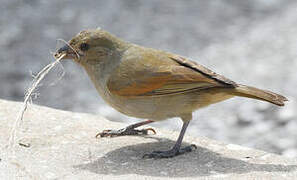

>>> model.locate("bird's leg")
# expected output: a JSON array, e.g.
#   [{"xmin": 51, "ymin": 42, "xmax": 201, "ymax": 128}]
[
  {"xmin": 96, "ymin": 120, "xmax": 155, "ymax": 138},
  {"xmin": 143, "ymin": 121, "xmax": 197, "ymax": 159}
]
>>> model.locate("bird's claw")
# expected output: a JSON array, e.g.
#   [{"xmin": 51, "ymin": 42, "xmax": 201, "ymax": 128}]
[
  {"xmin": 95, "ymin": 127, "xmax": 156, "ymax": 138},
  {"xmin": 95, "ymin": 129, "xmax": 117, "ymax": 138}
]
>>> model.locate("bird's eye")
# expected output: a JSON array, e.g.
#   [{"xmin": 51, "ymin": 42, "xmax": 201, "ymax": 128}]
[{"xmin": 80, "ymin": 43, "xmax": 89, "ymax": 51}]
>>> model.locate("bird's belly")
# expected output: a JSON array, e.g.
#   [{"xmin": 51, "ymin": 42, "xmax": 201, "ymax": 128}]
[
  {"xmin": 105, "ymin": 93, "xmax": 201, "ymax": 121},
  {"xmin": 106, "ymin": 96, "xmax": 181, "ymax": 120}
]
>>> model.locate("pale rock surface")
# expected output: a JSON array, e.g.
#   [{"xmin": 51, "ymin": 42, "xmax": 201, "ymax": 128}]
[{"xmin": 0, "ymin": 99, "xmax": 296, "ymax": 179}]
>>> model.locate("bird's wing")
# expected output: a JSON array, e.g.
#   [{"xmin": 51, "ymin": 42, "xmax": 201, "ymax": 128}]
[{"xmin": 107, "ymin": 51, "xmax": 237, "ymax": 97}]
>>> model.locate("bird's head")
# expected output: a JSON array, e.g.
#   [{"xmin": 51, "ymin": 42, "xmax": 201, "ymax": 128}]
[{"xmin": 54, "ymin": 29, "xmax": 128, "ymax": 65}]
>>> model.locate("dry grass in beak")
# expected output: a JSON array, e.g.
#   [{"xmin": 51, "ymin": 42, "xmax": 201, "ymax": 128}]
[
  {"xmin": 56, "ymin": 39, "xmax": 81, "ymax": 59},
  {"xmin": 8, "ymin": 53, "xmax": 66, "ymax": 153}
]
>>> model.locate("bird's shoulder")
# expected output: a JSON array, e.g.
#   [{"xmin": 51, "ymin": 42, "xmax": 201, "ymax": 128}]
[{"xmin": 120, "ymin": 45, "xmax": 178, "ymax": 67}]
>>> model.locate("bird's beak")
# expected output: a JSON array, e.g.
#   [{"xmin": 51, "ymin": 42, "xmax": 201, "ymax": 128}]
[{"xmin": 54, "ymin": 44, "xmax": 78, "ymax": 60}]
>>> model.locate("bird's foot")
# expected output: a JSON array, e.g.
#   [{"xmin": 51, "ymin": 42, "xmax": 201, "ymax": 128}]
[
  {"xmin": 96, "ymin": 127, "xmax": 156, "ymax": 138},
  {"xmin": 143, "ymin": 144, "xmax": 197, "ymax": 159}
]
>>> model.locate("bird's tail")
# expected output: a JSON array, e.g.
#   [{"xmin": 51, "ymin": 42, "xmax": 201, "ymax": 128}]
[{"xmin": 231, "ymin": 84, "xmax": 288, "ymax": 106}]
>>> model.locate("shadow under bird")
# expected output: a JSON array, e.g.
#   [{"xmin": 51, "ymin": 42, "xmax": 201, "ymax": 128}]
[{"xmin": 54, "ymin": 29, "xmax": 287, "ymax": 158}]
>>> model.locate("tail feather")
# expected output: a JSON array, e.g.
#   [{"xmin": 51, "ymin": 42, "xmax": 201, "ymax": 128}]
[{"xmin": 232, "ymin": 84, "xmax": 288, "ymax": 106}]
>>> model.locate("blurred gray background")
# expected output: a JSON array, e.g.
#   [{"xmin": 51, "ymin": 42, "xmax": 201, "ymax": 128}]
[{"xmin": 1, "ymin": 0, "xmax": 296, "ymax": 157}]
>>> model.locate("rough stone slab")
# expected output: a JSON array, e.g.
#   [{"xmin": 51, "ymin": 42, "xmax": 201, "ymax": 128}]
[{"xmin": 0, "ymin": 99, "xmax": 296, "ymax": 179}]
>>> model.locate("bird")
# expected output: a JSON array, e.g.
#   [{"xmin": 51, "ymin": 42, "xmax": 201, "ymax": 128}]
[{"xmin": 54, "ymin": 28, "xmax": 287, "ymax": 158}]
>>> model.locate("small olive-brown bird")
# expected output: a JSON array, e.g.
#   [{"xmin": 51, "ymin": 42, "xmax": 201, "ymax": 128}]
[{"xmin": 55, "ymin": 29, "xmax": 287, "ymax": 158}]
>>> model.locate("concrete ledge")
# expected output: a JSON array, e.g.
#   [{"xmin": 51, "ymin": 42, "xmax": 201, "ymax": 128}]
[{"xmin": 0, "ymin": 99, "xmax": 296, "ymax": 179}]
